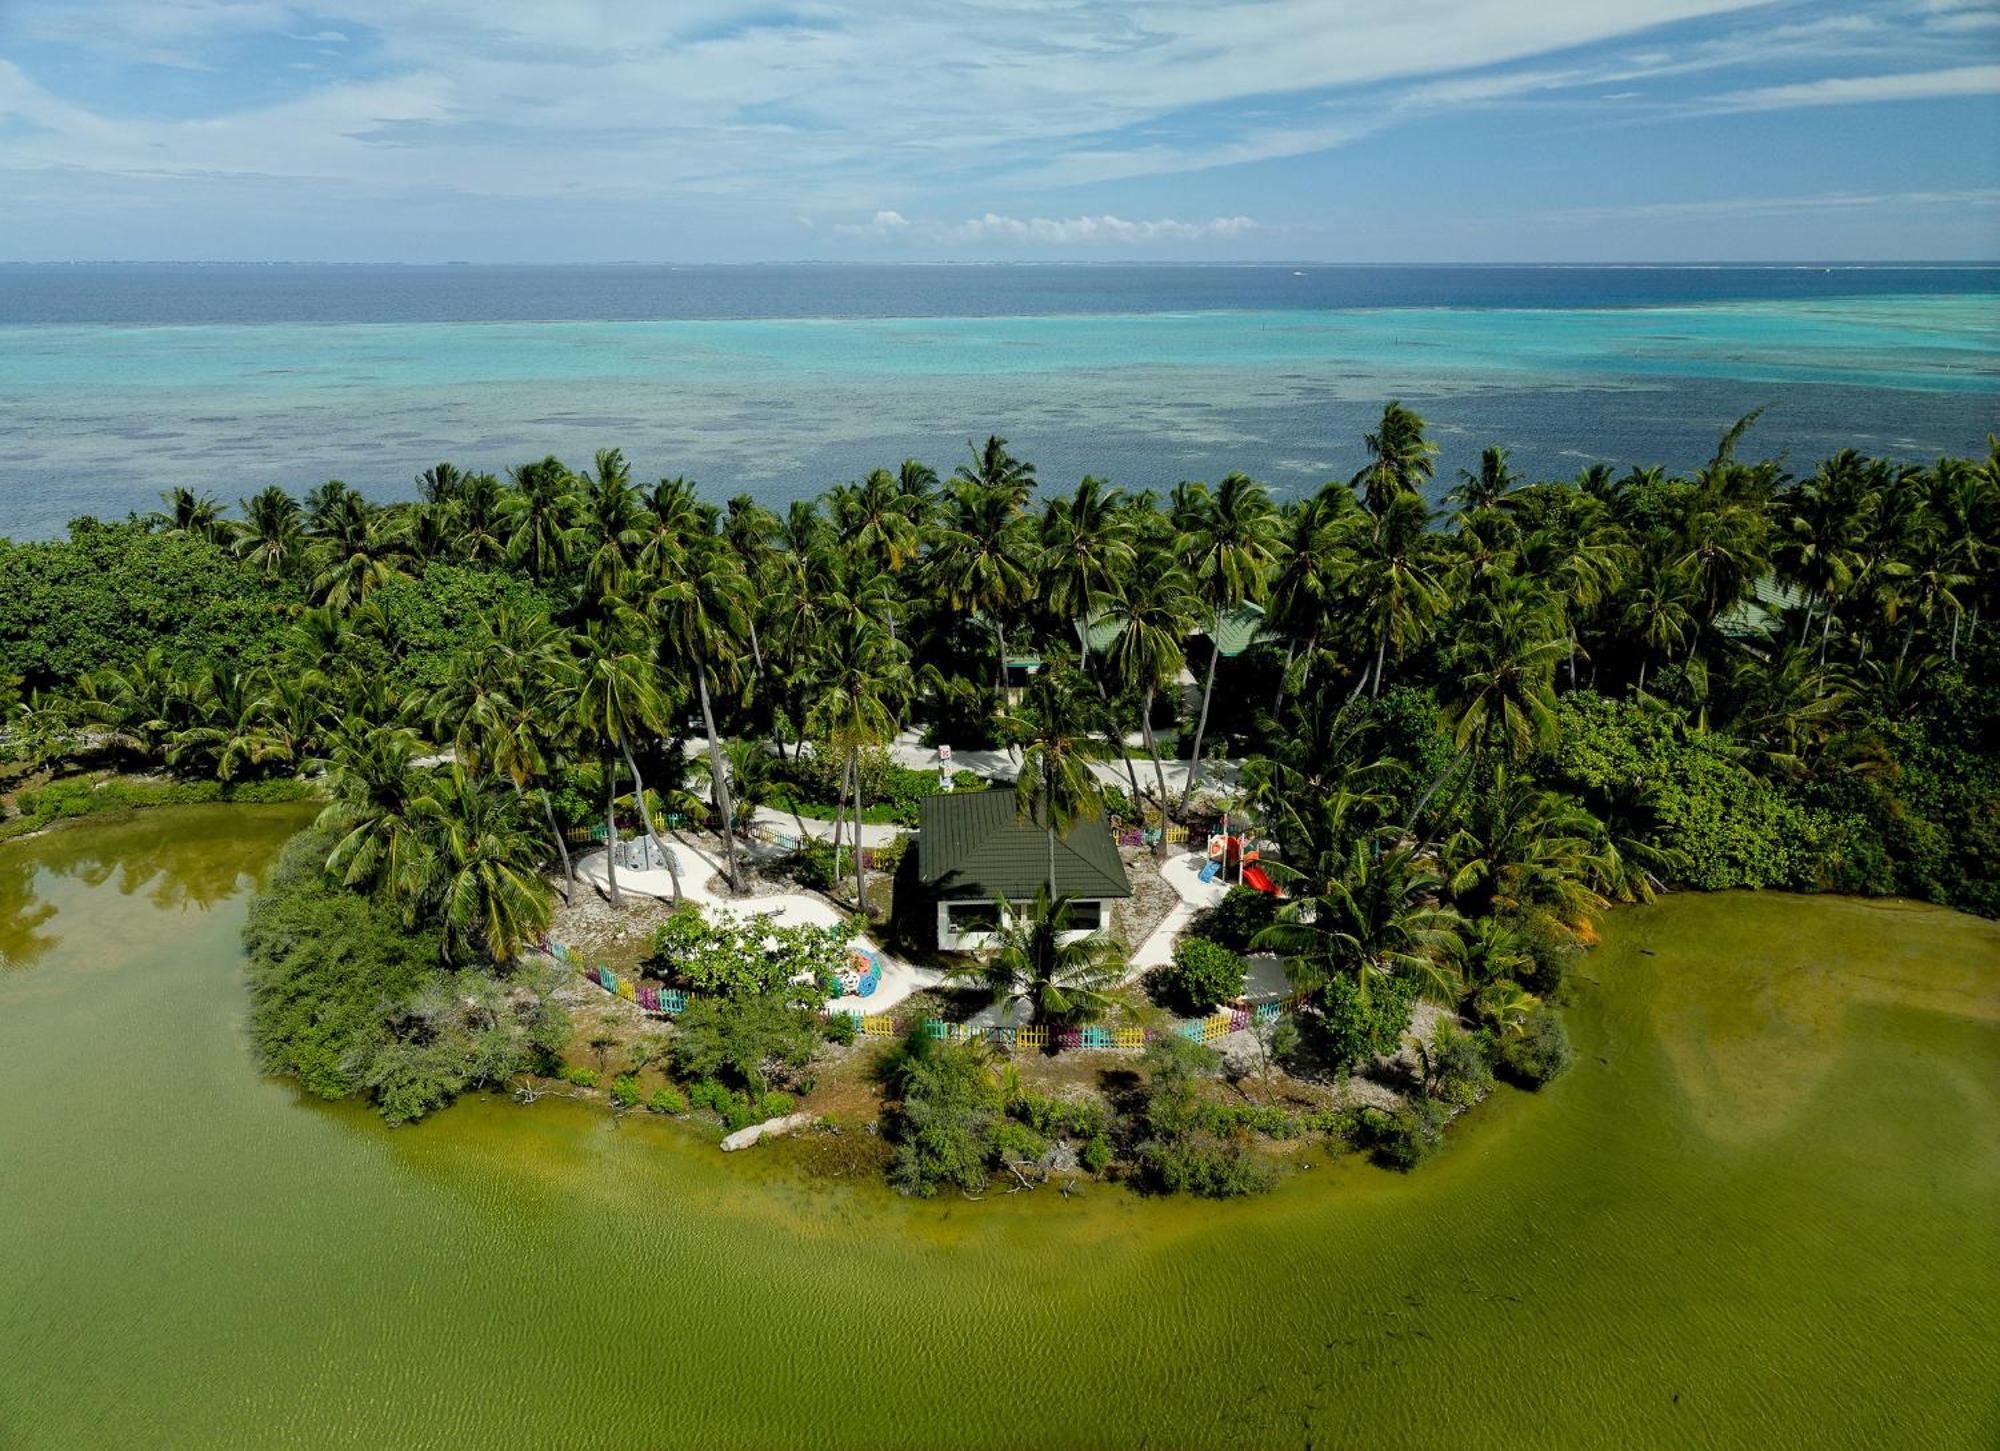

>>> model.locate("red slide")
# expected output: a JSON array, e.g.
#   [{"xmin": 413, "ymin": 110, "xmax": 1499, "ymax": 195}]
[{"xmin": 1242, "ymin": 864, "xmax": 1278, "ymax": 896}]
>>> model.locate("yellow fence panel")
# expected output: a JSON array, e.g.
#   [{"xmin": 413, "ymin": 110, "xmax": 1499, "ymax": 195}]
[
  {"xmin": 1015, "ymin": 1025, "xmax": 1048, "ymax": 1050},
  {"xmin": 1112, "ymin": 1026, "xmax": 1147, "ymax": 1050}
]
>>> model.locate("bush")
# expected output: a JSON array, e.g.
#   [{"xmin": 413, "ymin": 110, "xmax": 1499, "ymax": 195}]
[
  {"xmin": 1308, "ymin": 972, "xmax": 1417, "ymax": 1070},
  {"xmin": 646, "ymin": 1085, "xmax": 688, "ymax": 1115},
  {"xmin": 879, "ymin": 1032, "xmax": 1004, "ymax": 1197},
  {"xmin": 646, "ymin": 907, "xmax": 851, "ymax": 999},
  {"xmin": 671, "ymin": 992, "xmax": 826, "ymax": 1095},
  {"xmin": 562, "ymin": 1064, "xmax": 600, "ymax": 1088},
  {"xmin": 753, "ymin": 1090, "xmax": 796, "ymax": 1120},
  {"xmin": 1160, "ymin": 937, "xmax": 1248, "ymax": 1014},
  {"xmin": 822, "ymin": 1011, "xmax": 858, "ymax": 1046},
  {"xmin": 1358, "ymin": 1098, "xmax": 1449, "ymax": 1170},
  {"xmin": 1142, "ymin": 1135, "xmax": 1276, "ymax": 1198},
  {"xmin": 1081, "ymin": 1135, "xmax": 1112, "ymax": 1174},
  {"xmin": 1188, "ymin": 886, "xmax": 1279, "ymax": 952},
  {"xmin": 1498, "ymin": 1005, "xmax": 1574, "ymax": 1088},
  {"xmin": 1425, "ymin": 1021, "xmax": 1493, "ymax": 1107},
  {"xmin": 609, "ymin": 1074, "xmax": 642, "ymax": 1108}
]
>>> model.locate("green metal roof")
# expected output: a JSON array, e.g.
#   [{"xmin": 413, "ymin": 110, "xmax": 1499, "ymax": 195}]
[
  {"xmin": 1718, "ymin": 576, "xmax": 1806, "ymax": 639},
  {"xmin": 916, "ymin": 790, "xmax": 1132, "ymax": 902},
  {"xmin": 1068, "ymin": 601, "xmax": 1272, "ymax": 661}
]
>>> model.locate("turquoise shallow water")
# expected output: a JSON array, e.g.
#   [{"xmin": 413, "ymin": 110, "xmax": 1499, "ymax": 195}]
[{"xmin": 1, "ymin": 291, "xmax": 1995, "ymax": 536}]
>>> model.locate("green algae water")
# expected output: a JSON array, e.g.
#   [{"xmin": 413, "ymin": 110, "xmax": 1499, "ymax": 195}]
[{"xmin": 2, "ymin": 806, "xmax": 1997, "ymax": 1449}]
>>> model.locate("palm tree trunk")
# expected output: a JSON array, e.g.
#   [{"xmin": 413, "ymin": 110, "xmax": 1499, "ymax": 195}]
[
  {"xmin": 1637, "ymin": 657, "xmax": 1647, "ymax": 693},
  {"xmin": 1949, "ymin": 605, "xmax": 1961, "ymax": 662},
  {"xmin": 1410, "ymin": 742, "xmax": 1472, "ymax": 825},
  {"xmin": 1272, "ymin": 637, "xmax": 1297, "ymax": 712},
  {"xmin": 539, "ymin": 788, "xmax": 574, "ymax": 906},
  {"xmin": 1898, "ymin": 619, "xmax": 1915, "ymax": 669},
  {"xmin": 694, "ymin": 662, "xmax": 742, "ymax": 895},
  {"xmin": 852, "ymin": 746, "xmax": 867, "ymax": 910},
  {"xmin": 1818, "ymin": 603, "xmax": 1836, "ymax": 667},
  {"xmin": 1044, "ymin": 775, "xmax": 1057, "ymax": 902},
  {"xmin": 1183, "ymin": 622, "xmax": 1223, "ymax": 805},
  {"xmin": 1371, "ymin": 614, "xmax": 1389, "ymax": 698},
  {"xmin": 1141, "ymin": 688, "xmax": 1171, "ymax": 859},
  {"xmin": 620, "ymin": 740, "xmax": 681, "ymax": 904},
  {"xmin": 602, "ymin": 754, "xmax": 622, "ymax": 909},
  {"xmin": 829, "ymin": 753, "xmax": 848, "ymax": 888},
  {"xmin": 995, "ymin": 618, "xmax": 1010, "ymax": 694},
  {"xmin": 746, "ymin": 615, "xmax": 765, "ymax": 677}
]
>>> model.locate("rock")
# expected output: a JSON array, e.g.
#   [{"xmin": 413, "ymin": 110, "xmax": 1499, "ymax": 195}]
[{"xmin": 719, "ymin": 1111, "xmax": 815, "ymax": 1152}]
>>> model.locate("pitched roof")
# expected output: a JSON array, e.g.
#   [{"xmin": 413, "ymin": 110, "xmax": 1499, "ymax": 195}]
[
  {"xmin": 1718, "ymin": 575, "xmax": 1806, "ymax": 639},
  {"xmin": 916, "ymin": 790, "xmax": 1132, "ymax": 901},
  {"xmin": 1072, "ymin": 601, "xmax": 1272, "ymax": 660}
]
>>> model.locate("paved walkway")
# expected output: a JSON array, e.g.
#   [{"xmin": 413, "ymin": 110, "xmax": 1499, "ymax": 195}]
[
  {"xmin": 1128, "ymin": 850, "xmax": 1230, "ymax": 972},
  {"xmin": 887, "ymin": 728, "xmax": 1242, "ymax": 799},
  {"xmin": 573, "ymin": 839, "xmax": 945, "ymax": 1015}
]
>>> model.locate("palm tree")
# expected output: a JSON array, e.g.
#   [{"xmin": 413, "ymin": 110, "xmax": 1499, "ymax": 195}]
[
  {"xmin": 303, "ymin": 479, "xmax": 360, "ymax": 535},
  {"xmin": 452, "ymin": 471, "xmax": 513, "ymax": 567},
  {"xmin": 309, "ymin": 500, "xmax": 410, "ymax": 609},
  {"xmin": 1352, "ymin": 401, "xmax": 1438, "ymax": 517},
  {"xmin": 928, "ymin": 481, "xmax": 1033, "ymax": 693},
  {"xmin": 951, "ymin": 890, "xmax": 1126, "ymax": 1030},
  {"xmin": 152, "ymin": 487, "xmax": 226, "ymax": 543},
  {"xmin": 807, "ymin": 615, "xmax": 911, "ymax": 907},
  {"xmin": 1347, "ymin": 489, "xmax": 1446, "ymax": 699},
  {"xmin": 1253, "ymin": 840, "xmax": 1463, "ymax": 1008},
  {"xmin": 1621, "ymin": 561, "xmax": 1699, "ymax": 693},
  {"xmin": 1099, "ymin": 553, "xmax": 1197, "ymax": 839},
  {"xmin": 1177, "ymin": 471, "xmax": 1280, "ymax": 800},
  {"xmin": 576, "ymin": 448, "xmax": 645, "ymax": 606},
  {"xmin": 651, "ymin": 534, "xmax": 753, "ymax": 895},
  {"xmin": 409, "ymin": 766, "xmax": 554, "ymax": 964},
  {"xmin": 1265, "ymin": 481, "xmax": 1365, "ymax": 710},
  {"xmin": 571, "ymin": 611, "xmax": 674, "ymax": 908},
  {"xmin": 232, "ymin": 486, "xmax": 303, "ymax": 578},
  {"xmin": 506, "ymin": 456, "xmax": 578, "ymax": 581},
  {"xmin": 1006, "ymin": 661, "xmax": 1111, "ymax": 900},
  {"xmin": 834, "ymin": 467, "xmax": 922, "ymax": 576},
  {"xmin": 167, "ymin": 668, "xmax": 281, "ymax": 781},
  {"xmin": 316, "ymin": 720, "xmax": 429, "ymax": 897},
  {"xmin": 1039, "ymin": 475, "xmax": 1134, "ymax": 675},
  {"xmin": 415, "ymin": 462, "xmax": 467, "ymax": 507},
  {"xmin": 953, "ymin": 434, "xmax": 1036, "ymax": 509},
  {"xmin": 723, "ymin": 494, "xmax": 782, "ymax": 675}
]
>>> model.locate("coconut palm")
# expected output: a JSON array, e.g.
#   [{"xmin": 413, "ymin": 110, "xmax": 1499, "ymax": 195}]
[
  {"xmin": 1100, "ymin": 554, "xmax": 1199, "ymax": 840},
  {"xmin": 1346, "ymin": 487, "xmax": 1445, "ymax": 699},
  {"xmin": 1005, "ymin": 660, "xmax": 1112, "ymax": 901},
  {"xmin": 1254, "ymin": 840, "xmax": 1464, "ymax": 1008},
  {"xmin": 506, "ymin": 456, "xmax": 578, "ymax": 580},
  {"xmin": 452, "ymin": 471, "xmax": 513, "ymax": 567},
  {"xmin": 723, "ymin": 494, "xmax": 783, "ymax": 675},
  {"xmin": 571, "ymin": 611, "xmax": 674, "ymax": 908},
  {"xmin": 952, "ymin": 434, "xmax": 1036, "ymax": 509},
  {"xmin": 408, "ymin": 766, "xmax": 554, "ymax": 965},
  {"xmin": 1265, "ymin": 481, "xmax": 1364, "ymax": 711},
  {"xmin": 807, "ymin": 615, "xmax": 911, "ymax": 907},
  {"xmin": 152, "ymin": 487, "xmax": 226, "ymax": 543},
  {"xmin": 927, "ymin": 481, "xmax": 1033, "ymax": 693},
  {"xmin": 232, "ymin": 486, "xmax": 304, "ymax": 578},
  {"xmin": 1621, "ymin": 561, "xmax": 1700, "ymax": 693},
  {"xmin": 951, "ymin": 889, "xmax": 1126, "ymax": 1030},
  {"xmin": 1039, "ymin": 475, "xmax": 1134, "ymax": 674},
  {"xmin": 1352, "ymin": 401, "xmax": 1438, "ymax": 517},
  {"xmin": 651, "ymin": 534, "xmax": 753, "ymax": 895},
  {"xmin": 1177, "ymin": 471, "xmax": 1280, "ymax": 799},
  {"xmin": 309, "ymin": 500, "xmax": 410, "ymax": 609},
  {"xmin": 316, "ymin": 720, "xmax": 429, "ymax": 897},
  {"xmin": 576, "ymin": 448, "xmax": 646, "ymax": 606}
]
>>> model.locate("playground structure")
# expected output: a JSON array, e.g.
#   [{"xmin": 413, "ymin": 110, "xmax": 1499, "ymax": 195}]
[{"xmin": 1201, "ymin": 834, "xmax": 1282, "ymax": 896}]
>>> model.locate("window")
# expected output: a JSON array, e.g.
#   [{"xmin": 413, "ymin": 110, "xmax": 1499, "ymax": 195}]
[
  {"xmin": 947, "ymin": 901, "xmax": 1002, "ymax": 933},
  {"xmin": 1063, "ymin": 900, "xmax": 1102, "ymax": 931}
]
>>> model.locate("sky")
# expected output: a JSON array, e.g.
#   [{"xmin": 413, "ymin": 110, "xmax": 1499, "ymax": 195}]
[{"xmin": 1, "ymin": 0, "xmax": 1997, "ymax": 263}]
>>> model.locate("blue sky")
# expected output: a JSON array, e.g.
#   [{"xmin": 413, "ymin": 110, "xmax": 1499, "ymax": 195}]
[{"xmin": 1, "ymin": 1, "xmax": 1997, "ymax": 262}]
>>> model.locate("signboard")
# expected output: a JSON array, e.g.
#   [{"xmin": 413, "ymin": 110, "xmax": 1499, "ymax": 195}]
[{"xmin": 938, "ymin": 744, "xmax": 953, "ymax": 762}]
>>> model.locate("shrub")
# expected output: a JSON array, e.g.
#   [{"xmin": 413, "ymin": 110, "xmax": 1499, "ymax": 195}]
[
  {"xmin": 671, "ymin": 992, "xmax": 825, "ymax": 1095},
  {"xmin": 1308, "ymin": 972, "xmax": 1417, "ymax": 1070},
  {"xmin": 561, "ymin": 1064, "xmax": 600, "ymax": 1089},
  {"xmin": 1160, "ymin": 937, "xmax": 1248, "ymax": 1014},
  {"xmin": 609, "ymin": 1074, "xmax": 642, "ymax": 1108},
  {"xmin": 646, "ymin": 1085, "xmax": 688, "ymax": 1115},
  {"xmin": 1082, "ymin": 1135, "xmax": 1113, "ymax": 1174},
  {"xmin": 879, "ymin": 1032, "xmax": 1004, "ymax": 1197},
  {"xmin": 1358, "ymin": 1097, "xmax": 1449, "ymax": 1170},
  {"xmin": 822, "ymin": 1012, "xmax": 859, "ymax": 1046},
  {"xmin": 687, "ymin": 1079, "xmax": 732, "ymax": 1114},
  {"xmin": 1142, "ymin": 1136, "xmax": 1275, "ymax": 1198},
  {"xmin": 1188, "ymin": 886, "xmax": 1279, "ymax": 952},
  {"xmin": 646, "ymin": 907, "xmax": 850, "ymax": 999},
  {"xmin": 1425, "ymin": 1021, "xmax": 1493, "ymax": 1107},
  {"xmin": 1498, "ymin": 1005, "xmax": 1574, "ymax": 1088},
  {"xmin": 753, "ymin": 1090, "xmax": 796, "ymax": 1120}
]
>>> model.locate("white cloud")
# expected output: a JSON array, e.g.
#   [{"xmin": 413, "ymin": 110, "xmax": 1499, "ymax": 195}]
[{"xmin": 1709, "ymin": 63, "xmax": 2000, "ymax": 111}]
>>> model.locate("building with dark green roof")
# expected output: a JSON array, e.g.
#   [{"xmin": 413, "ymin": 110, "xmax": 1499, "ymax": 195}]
[{"xmin": 915, "ymin": 789, "xmax": 1131, "ymax": 950}]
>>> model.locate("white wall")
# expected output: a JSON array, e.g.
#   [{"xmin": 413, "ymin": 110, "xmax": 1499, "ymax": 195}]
[{"xmin": 935, "ymin": 898, "xmax": 1105, "ymax": 953}]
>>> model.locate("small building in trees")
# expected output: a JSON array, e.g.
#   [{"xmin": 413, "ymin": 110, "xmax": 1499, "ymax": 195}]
[{"xmin": 915, "ymin": 790, "xmax": 1132, "ymax": 951}]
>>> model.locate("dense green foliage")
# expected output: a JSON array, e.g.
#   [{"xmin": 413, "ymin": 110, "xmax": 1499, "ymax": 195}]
[
  {"xmin": 1159, "ymin": 936, "xmax": 1248, "ymax": 1014},
  {"xmin": 9, "ymin": 416, "xmax": 1994, "ymax": 1189},
  {"xmin": 243, "ymin": 827, "xmax": 571, "ymax": 1122},
  {"xmin": 644, "ymin": 906, "xmax": 852, "ymax": 997}
]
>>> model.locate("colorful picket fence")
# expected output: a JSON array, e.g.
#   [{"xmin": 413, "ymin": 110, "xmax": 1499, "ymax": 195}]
[{"xmin": 545, "ymin": 937, "xmax": 690, "ymax": 1017}]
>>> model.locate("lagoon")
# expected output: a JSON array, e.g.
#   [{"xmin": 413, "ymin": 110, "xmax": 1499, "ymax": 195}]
[{"xmin": 2, "ymin": 805, "xmax": 1996, "ymax": 1448}]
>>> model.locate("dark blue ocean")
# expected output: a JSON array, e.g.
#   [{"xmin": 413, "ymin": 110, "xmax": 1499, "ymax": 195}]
[{"xmin": 0, "ymin": 263, "xmax": 1994, "ymax": 537}]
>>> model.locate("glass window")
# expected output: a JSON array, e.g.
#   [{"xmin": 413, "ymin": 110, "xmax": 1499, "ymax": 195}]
[
  {"xmin": 947, "ymin": 901, "xmax": 1002, "ymax": 932},
  {"xmin": 1064, "ymin": 900, "xmax": 1102, "ymax": 931}
]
